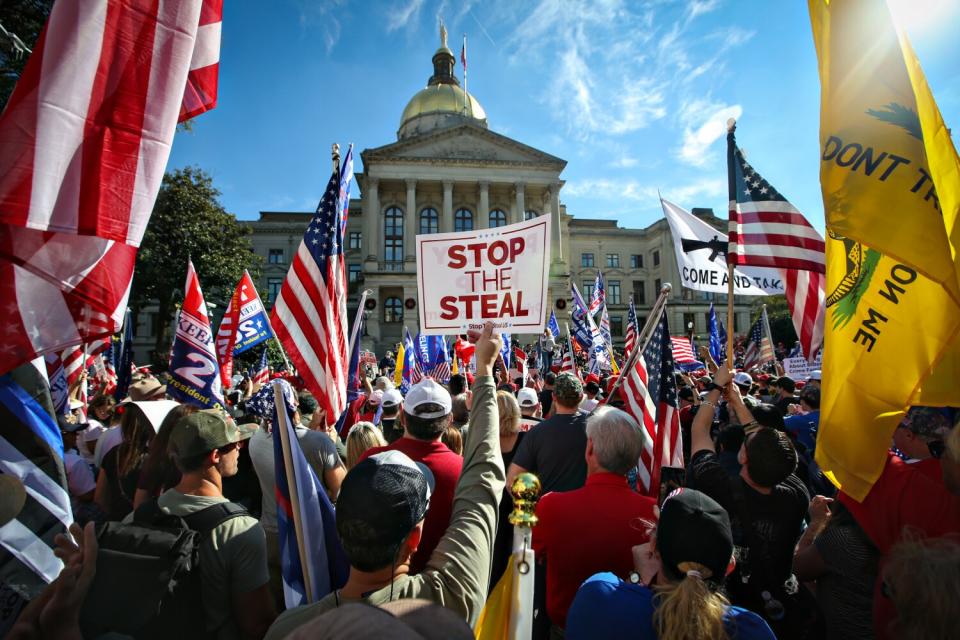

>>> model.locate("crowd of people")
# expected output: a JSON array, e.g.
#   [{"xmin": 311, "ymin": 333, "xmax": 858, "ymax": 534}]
[{"xmin": 5, "ymin": 321, "xmax": 960, "ymax": 640}]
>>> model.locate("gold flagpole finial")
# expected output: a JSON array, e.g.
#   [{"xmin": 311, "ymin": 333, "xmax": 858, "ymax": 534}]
[{"xmin": 508, "ymin": 473, "xmax": 542, "ymax": 528}]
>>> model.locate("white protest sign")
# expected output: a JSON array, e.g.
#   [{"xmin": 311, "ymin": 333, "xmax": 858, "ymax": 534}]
[
  {"xmin": 661, "ymin": 198, "xmax": 785, "ymax": 296},
  {"xmin": 416, "ymin": 216, "xmax": 551, "ymax": 335},
  {"xmin": 782, "ymin": 352, "xmax": 822, "ymax": 379}
]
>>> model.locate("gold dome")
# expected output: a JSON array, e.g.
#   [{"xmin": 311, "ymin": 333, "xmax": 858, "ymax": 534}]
[{"xmin": 399, "ymin": 84, "xmax": 487, "ymax": 129}]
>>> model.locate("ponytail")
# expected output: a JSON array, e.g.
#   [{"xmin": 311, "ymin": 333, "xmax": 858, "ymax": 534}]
[{"xmin": 653, "ymin": 562, "xmax": 729, "ymax": 640}]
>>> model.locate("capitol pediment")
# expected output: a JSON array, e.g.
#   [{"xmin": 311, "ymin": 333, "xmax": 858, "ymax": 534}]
[{"xmin": 363, "ymin": 123, "xmax": 566, "ymax": 170}]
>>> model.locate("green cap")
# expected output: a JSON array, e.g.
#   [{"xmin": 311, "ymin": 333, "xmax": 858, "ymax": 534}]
[
  {"xmin": 169, "ymin": 410, "xmax": 256, "ymax": 460},
  {"xmin": 554, "ymin": 372, "xmax": 584, "ymax": 407}
]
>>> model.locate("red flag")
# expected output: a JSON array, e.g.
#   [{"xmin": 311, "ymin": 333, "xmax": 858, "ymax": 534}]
[
  {"xmin": 0, "ymin": 0, "xmax": 222, "ymax": 376},
  {"xmin": 215, "ymin": 271, "xmax": 257, "ymax": 388}
]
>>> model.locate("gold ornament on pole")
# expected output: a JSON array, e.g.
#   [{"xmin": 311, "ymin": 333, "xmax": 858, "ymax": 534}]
[{"xmin": 508, "ymin": 472, "xmax": 542, "ymax": 575}]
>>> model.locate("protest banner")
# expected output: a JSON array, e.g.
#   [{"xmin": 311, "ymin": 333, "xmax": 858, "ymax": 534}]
[
  {"xmin": 416, "ymin": 216, "xmax": 551, "ymax": 335},
  {"xmin": 661, "ymin": 198, "xmax": 784, "ymax": 296},
  {"xmin": 360, "ymin": 350, "xmax": 377, "ymax": 365},
  {"xmin": 782, "ymin": 353, "xmax": 822, "ymax": 380}
]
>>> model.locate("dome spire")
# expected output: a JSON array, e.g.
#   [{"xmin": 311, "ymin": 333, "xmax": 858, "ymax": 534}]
[{"xmin": 429, "ymin": 17, "xmax": 458, "ymax": 87}]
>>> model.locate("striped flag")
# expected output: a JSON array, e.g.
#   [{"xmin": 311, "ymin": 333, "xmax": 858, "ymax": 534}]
[
  {"xmin": 432, "ymin": 338, "xmax": 452, "ymax": 384},
  {"xmin": 253, "ymin": 350, "xmax": 270, "ymax": 385},
  {"xmin": 0, "ymin": 0, "xmax": 221, "ymax": 376},
  {"xmin": 624, "ymin": 296, "xmax": 640, "ymax": 359},
  {"xmin": 0, "ymin": 370, "xmax": 73, "ymax": 604},
  {"xmin": 727, "ymin": 126, "xmax": 825, "ymax": 362},
  {"xmin": 742, "ymin": 310, "xmax": 775, "ymax": 370},
  {"xmin": 669, "ymin": 337, "xmax": 698, "ymax": 366},
  {"xmin": 180, "ymin": 0, "xmax": 222, "ymax": 121},
  {"xmin": 269, "ymin": 380, "xmax": 348, "ymax": 606},
  {"xmin": 619, "ymin": 311, "xmax": 681, "ymax": 493},
  {"xmin": 270, "ymin": 163, "xmax": 349, "ymax": 425},
  {"xmin": 561, "ymin": 328, "xmax": 579, "ymax": 379}
]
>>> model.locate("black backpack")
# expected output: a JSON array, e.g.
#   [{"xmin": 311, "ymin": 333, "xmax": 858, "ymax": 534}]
[{"xmin": 80, "ymin": 498, "xmax": 248, "ymax": 639}]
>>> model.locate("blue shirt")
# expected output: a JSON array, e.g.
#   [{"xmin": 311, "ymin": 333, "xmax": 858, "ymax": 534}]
[
  {"xmin": 784, "ymin": 410, "xmax": 820, "ymax": 452},
  {"xmin": 565, "ymin": 573, "xmax": 775, "ymax": 640}
]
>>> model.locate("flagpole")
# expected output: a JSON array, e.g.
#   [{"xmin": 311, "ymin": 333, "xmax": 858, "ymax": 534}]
[
  {"xmin": 725, "ymin": 118, "xmax": 737, "ymax": 366},
  {"xmin": 602, "ymin": 283, "xmax": 673, "ymax": 406},
  {"xmin": 761, "ymin": 304, "xmax": 776, "ymax": 366},
  {"xmin": 273, "ymin": 381, "xmax": 315, "ymax": 603},
  {"xmin": 348, "ymin": 289, "xmax": 372, "ymax": 356}
]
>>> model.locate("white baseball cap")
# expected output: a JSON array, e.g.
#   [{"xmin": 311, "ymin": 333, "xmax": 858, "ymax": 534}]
[
  {"xmin": 517, "ymin": 387, "xmax": 539, "ymax": 407},
  {"xmin": 733, "ymin": 372, "xmax": 753, "ymax": 387},
  {"xmin": 382, "ymin": 388, "xmax": 403, "ymax": 407},
  {"xmin": 808, "ymin": 370, "xmax": 822, "ymax": 381},
  {"xmin": 403, "ymin": 378, "xmax": 452, "ymax": 418}
]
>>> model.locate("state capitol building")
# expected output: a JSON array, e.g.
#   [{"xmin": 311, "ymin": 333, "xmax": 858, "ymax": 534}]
[{"xmin": 247, "ymin": 36, "xmax": 753, "ymax": 353}]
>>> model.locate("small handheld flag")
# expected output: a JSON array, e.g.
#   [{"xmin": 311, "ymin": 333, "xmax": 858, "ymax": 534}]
[{"xmin": 167, "ymin": 260, "xmax": 224, "ymax": 408}]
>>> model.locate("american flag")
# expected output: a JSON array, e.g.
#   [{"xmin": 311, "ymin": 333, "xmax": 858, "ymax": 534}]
[
  {"xmin": 561, "ymin": 329, "xmax": 579, "ymax": 378},
  {"xmin": 0, "ymin": 0, "xmax": 221, "ymax": 376},
  {"xmin": 216, "ymin": 272, "xmax": 245, "ymax": 387},
  {"xmin": 670, "ymin": 337, "xmax": 698, "ymax": 366},
  {"xmin": 727, "ymin": 127, "xmax": 825, "ymax": 361},
  {"xmin": 589, "ymin": 270, "xmax": 606, "ymax": 315},
  {"xmin": 742, "ymin": 311, "xmax": 775, "ymax": 370},
  {"xmin": 624, "ymin": 296, "xmax": 640, "ymax": 359},
  {"xmin": 432, "ymin": 339, "xmax": 452, "ymax": 384},
  {"xmin": 253, "ymin": 349, "xmax": 270, "ymax": 385},
  {"xmin": 619, "ymin": 311, "xmax": 681, "ymax": 494},
  {"xmin": 270, "ymin": 166, "xmax": 349, "ymax": 425}
]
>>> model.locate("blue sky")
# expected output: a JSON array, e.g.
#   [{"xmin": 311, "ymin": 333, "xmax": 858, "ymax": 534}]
[{"xmin": 167, "ymin": 0, "xmax": 960, "ymax": 233}]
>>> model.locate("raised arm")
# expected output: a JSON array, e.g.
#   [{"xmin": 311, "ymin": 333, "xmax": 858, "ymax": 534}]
[{"xmin": 420, "ymin": 323, "xmax": 505, "ymax": 625}]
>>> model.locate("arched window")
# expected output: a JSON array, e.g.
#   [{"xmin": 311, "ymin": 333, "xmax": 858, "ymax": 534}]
[
  {"xmin": 419, "ymin": 207, "xmax": 439, "ymax": 235},
  {"xmin": 384, "ymin": 297, "xmax": 403, "ymax": 323},
  {"xmin": 383, "ymin": 206, "xmax": 403, "ymax": 262},
  {"xmin": 489, "ymin": 209, "xmax": 507, "ymax": 228},
  {"xmin": 454, "ymin": 208, "xmax": 474, "ymax": 232},
  {"xmin": 524, "ymin": 209, "xmax": 539, "ymax": 220}
]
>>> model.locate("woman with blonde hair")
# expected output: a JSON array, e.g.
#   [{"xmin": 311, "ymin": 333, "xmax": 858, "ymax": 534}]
[
  {"xmin": 566, "ymin": 488, "xmax": 774, "ymax": 640},
  {"xmin": 345, "ymin": 421, "xmax": 386, "ymax": 469},
  {"xmin": 490, "ymin": 390, "xmax": 527, "ymax": 588}
]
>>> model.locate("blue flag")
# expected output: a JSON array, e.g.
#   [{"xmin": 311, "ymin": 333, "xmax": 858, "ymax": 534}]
[
  {"xmin": 547, "ymin": 310, "xmax": 561, "ymax": 340},
  {"xmin": 708, "ymin": 303, "xmax": 727, "ymax": 364},
  {"xmin": 500, "ymin": 332, "xmax": 512, "ymax": 370},
  {"xmin": 268, "ymin": 380, "xmax": 348, "ymax": 607},
  {"xmin": 400, "ymin": 329, "xmax": 421, "ymax": 393},
  {"xmin": 114, "ymin": 309, "xmax": 134, "ymax": 401},
  {"xmin": 168, "ymin": 261, "xmax": 224, "ymax": 409}
]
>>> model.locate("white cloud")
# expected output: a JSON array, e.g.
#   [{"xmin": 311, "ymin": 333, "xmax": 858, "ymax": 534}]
[
  {"xmin": 563, "ymin": 177, "xmax": 725, "ymax": 204},
  {"xmin": 387, "ymin": 0, "xmax": 426, "ymax": 32},
  {"xmin": 677, "ymin": 101, "xmax": 742, "ymax": 167},
  {"xmin": 687, "ymin": 0, "xmax": 721, "ymax": 20},
  {"xmin": 609, "ymin": 154, "xmax": 639, "ymax": 168}
]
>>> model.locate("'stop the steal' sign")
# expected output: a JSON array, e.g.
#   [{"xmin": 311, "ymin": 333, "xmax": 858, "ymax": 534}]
[{"xmin": 416, "ymin": 216, "xmax": 551, "ymax": 335}]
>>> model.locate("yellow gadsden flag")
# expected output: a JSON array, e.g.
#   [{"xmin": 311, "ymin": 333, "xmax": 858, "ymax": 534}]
[{"xmin": 809, "ymin": 0, "xmax": 960, "ymax": 501}]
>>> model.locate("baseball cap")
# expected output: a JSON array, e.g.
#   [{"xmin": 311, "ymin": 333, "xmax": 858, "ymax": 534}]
[
  {"xmin": 807, "ymin": 370, "xmax": 822, "ymax": 381},
  {"xmin": 517, "ymin": 387, "xmax": 539, "ymax": 407},
  {"xmin": 733, "ymin": 372, "xmax": 752, "ymax": 388},
  {"xmin": 403, "ymin": 378, "xmax": 452, "ymax": 418},
  {"xmin": 367, "ymin": 390, "xmax": 384, "ymax": 407},
  {"xmin": 124, "ymin": 377, "xmax": 167, "ymax": 402},
  {"xmin": 168, "ymin": 410, "xmax": 256, "ymax": 460},
  {"xmin": 57, "ymin": 415, "xmax": 87, "ymax": 433},
  {"xmin": 336, "ymin": 450, "xmax": 435, "ymax": 549},
  {"xmin": 656, "ymin": 488, "xmax": 733, "ymax": 583},
  {"xmin": 554, "ymin": 372, "xmax": 584, "ymax": 407},
  {"xmin": 382, "ymin": 388, "xmax": 403, "ymax": 408},
  {"xmin": 900, "ymin": 406, "xmax": 952, "ymax": 439}
]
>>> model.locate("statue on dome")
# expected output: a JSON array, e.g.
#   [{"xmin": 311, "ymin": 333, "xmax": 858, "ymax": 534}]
[{"xmin": 440, "ymin": 20, "xmax": 447, "ymax": 48}]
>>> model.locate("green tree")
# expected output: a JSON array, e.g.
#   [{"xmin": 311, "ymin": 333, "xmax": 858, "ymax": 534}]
[
  {"xmin": 1, "ymin": 1, "xmax": 54, "ymax": 109},
  {"xmin": 751, "ymin": 295, "xmax": 797, "ymax": 350},
  {"xmin": 131, "ymin": 166, "xmax": 260, "ymax": 366}
]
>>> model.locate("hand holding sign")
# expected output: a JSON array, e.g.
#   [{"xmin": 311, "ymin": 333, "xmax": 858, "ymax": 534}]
[{"xmin": 417, "ymin": 216, "xmax": 551, "ymax": 335}]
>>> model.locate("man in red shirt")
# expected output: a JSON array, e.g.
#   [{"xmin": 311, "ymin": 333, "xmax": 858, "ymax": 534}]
[
  {"xmin": 531, "ymin": 405, "xmax": 657, "ymax": 631},
  {"xmin": 360, "ymin": 377, "xmax": 463, "ymax": 574},
  {"xmin": 839, "ymin": 414, "xmax": 960, "ymax": 639}
]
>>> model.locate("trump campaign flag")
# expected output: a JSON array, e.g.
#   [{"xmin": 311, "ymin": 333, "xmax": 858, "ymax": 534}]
[
  {"xmin": 0, "ymin": 0, "xmax": 221, "ymax": 376},
  {"xmin": 167, "ymin": 260, "xmax": 224, "ymax": 409},
  {"xmin": 216, "ymin": 270, "xmax": 273, "ymax": 387},
  {"xmin": 810, "ymin": 0, "xmax": 960, "ymax": 499},
  {"xmin": 547, "ymin": 310, "xmax": 561, "ymax": 341}
]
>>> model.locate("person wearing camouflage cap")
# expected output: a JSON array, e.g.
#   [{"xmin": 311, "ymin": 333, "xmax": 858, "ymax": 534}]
[{"xmin": 507, "ymin": 372, "xmax": 589, "ymax": 493}]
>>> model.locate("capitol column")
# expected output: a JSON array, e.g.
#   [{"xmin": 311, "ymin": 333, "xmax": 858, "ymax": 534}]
[
  {"xmin": 364, "ymin": 176, "xmax": 380, "ymax": 265},
  {"xmin": 405, "ymin": 179, "xmax": 417, "ymax": 262},
  {"xmin": 477, "ymin": 181, "xmax": 489, "ymax": 230},
  {"xmin": 512, "ymin": 181, "xmax": 525, "ymax": 225},
  {"xmin": 442, "ymin": 180, "xmax": 454, "ymax": 232},
  {"xmin": 550, "ymin": 181, "xmax": 563, "ymax": 262}
]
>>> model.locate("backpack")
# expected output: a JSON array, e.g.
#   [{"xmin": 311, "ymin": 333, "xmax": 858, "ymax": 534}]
[{"xmin": 80, "ymin": 498, "xmax": 248, "ymax": 639}]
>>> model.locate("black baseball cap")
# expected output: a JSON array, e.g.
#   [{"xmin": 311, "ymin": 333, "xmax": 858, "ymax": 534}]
[
  {"xmin": 656, "ymin": 488, "xmax": 733, "ymax": 583},
  {"xmin": 336, "ymin": 451, "xmax": 435, "ymax": 549}
]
